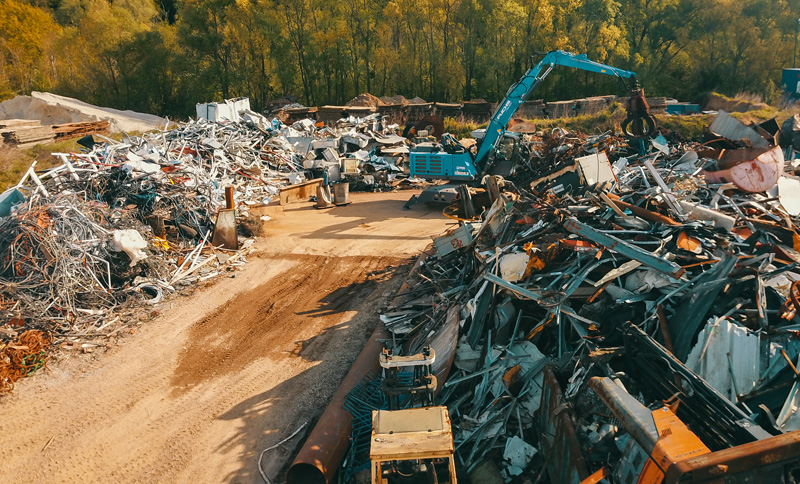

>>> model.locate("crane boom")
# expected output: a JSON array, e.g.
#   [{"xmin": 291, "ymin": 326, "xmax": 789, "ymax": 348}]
[
  {"xmin": 474, "ymin": 50, "xmax": 638, "ymax": 170},
  {"xmin": 405, "ymin": 49, "xmax": 656, "ymax": 208}
]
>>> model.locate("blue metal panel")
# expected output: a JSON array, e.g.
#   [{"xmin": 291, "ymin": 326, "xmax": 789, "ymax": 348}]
[
  {"xmin": 665, "ymin": 103, "xmax": 700, "ymax": 115},
  {"xmin": 562, "ymin": 218, "xmax": 686, "ymax": 278},
  {"xmin": 410, "ymin": 152, "xmax": 477, "ymax": 181}
]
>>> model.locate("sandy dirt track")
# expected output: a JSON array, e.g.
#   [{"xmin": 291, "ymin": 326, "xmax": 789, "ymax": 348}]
[{"xmin": 0, "ymin": 191, "xmax": 453, "ymax": 483}]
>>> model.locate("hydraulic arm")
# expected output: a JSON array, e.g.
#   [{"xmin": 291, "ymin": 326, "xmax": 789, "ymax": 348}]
[
  {"xmin": 473, "ymin": 50, "xmax": 656, "ymax": 173},
  {"xmin": 406, "ymin": 50, "xmax": 657, "ymax": 207}
]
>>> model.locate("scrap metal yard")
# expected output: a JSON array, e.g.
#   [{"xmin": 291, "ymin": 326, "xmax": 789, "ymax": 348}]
[
  {"xmin": 6, "ymin": 0, "xmax": 800, "ymax": 479},
  {"xmin": 6, "ymin": 87, "xmax": 800, "ymax": 484}
]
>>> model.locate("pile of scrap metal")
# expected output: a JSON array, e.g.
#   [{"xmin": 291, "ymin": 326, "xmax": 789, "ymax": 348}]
[
  {"xmin": 282, "ymin": 112, "xmax": 409, "ymax": 192},
  {"xmin": 289, "ymin": 109, "xmax": 800, "ymax": 483},
  {"xmin": 0, "ymin": 97, "xmax": 413, "ymax": 390},
  {"xmin": 199, "ymin": 97, "xmax": 411, "ymax": 192},
  {"xmin": 0, "ymin": 114, "xmax": 297, "ymax": 379}
]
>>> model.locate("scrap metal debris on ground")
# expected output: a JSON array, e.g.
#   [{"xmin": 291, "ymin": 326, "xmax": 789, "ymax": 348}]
[
  {"xmin": 0, "ymin": 100, "xmax": 409, "ymax": 390},
  {"xmin": 344, "ymin": 109, "xmax": 800, "ymax": 482}
]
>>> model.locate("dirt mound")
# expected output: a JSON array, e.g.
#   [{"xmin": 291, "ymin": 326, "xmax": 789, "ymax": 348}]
[
  {"xmin": 380, "ymin": 95, "xmax": 408, "ymax": 105},
  {"xmin": 0, "ymin": 91, "xmax": 166, "ymax": 133},
  {"xmin": 267, "ymin": 96, "xmax": 305, "ymax": 112},
  {"xmin": 407, "ymin": 96, "xmax": 428, "ymax": 104},
  {"xmin": 346, "ymin": 93, "xmax": 385, "ymax": 107}
]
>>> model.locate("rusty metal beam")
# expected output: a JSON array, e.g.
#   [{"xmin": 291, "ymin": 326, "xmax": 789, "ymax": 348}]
[
  {"xmin": 587, "ymin": 377, "xmax": 659, "ymax": 454},
  {"xmin": 562, "ymin": 218, "xmax": 685, "ymax": 279}
]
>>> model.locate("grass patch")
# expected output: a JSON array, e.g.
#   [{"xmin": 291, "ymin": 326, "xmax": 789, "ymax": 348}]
[
  {"xmin": 0, "ymin": 138, "xmax": 82, "ymax": 191},
  {"xmin": 655, "ymin": 114, "xmax": 715, "ymax": 139},
  {"xmin": 529, "ymin": 103, "xmax": 628, "ymax": 134},
  {"xmin": 444, "ymin": 117, "xmax": 483, "ymax": 139}
]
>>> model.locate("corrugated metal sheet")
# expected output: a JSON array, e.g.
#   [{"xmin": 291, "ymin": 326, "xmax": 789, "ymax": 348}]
[
  {"xmin": 686, "ymin": 318, "xmax": 760, "ymax": 402},
  {"xmin": 709, "ymin": 109, "xmax": 770, "ymax": 148}
]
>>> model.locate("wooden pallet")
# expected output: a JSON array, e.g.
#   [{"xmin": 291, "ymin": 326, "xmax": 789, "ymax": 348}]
[{"xmin": 52, "ymin": 120, "xmax": 111, "ymax": 139}]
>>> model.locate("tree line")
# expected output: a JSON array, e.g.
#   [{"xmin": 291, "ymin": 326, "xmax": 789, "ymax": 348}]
[{"xmin": 1, "ymin": 0, "xmax": 798, "ymax": 118}]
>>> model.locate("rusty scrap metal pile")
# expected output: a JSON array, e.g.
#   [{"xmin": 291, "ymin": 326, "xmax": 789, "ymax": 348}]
[{"xmin": 373, "ymin": 110, "xmax": 800, "ymax": 482}]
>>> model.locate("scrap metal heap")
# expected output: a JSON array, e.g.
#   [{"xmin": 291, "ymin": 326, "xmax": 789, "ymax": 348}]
[
  {"xmin": 370, "ymin": 110, "xmax": 800, "ymax": 482},
  {"xmin": 0, "ymin": 108, "xmax": 405, "ymax": 391}
]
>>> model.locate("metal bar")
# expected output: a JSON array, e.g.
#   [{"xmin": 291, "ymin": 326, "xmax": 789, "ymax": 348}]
[
  {"xmin": 588, "ymin": 377, "xmax": 659, "ymax": 453},
  {"xmin": 562, "ymin": 218, "xmax": 686, "ymax": 278}
]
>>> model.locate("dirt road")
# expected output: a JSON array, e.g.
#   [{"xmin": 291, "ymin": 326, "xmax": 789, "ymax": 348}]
[{"xmin": 0, "ymin": 191, "xmax": 453, "ymax": 483}]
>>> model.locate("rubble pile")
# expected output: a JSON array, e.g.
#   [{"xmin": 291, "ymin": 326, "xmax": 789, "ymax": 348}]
[{"xmin": 372, "ymin": 110, "xmax": 800, "ymax": 481}]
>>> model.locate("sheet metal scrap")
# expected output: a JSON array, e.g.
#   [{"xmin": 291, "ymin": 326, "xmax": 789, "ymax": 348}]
[{"xmin": 368, "ymin": 110, "xmax": 800, "ymax": 482}]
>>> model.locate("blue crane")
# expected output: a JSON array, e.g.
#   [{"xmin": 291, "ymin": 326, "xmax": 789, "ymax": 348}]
[{"xmin": 407, "ymin": 50, "xmax": 657, "ymax": 204}]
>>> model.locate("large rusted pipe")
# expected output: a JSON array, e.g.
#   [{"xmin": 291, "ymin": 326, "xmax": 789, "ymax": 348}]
[{"xmin": 287, "ymin": 321, "xmax": 388, "ymax": 484}]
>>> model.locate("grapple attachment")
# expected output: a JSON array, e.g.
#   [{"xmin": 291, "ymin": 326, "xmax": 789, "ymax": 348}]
[{"xmin": 622, "ymin": 80, "xmax": 658, "ymax": 138}]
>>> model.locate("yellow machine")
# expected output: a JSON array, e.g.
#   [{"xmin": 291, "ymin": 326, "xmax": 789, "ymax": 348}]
[{"xmin": 369, "ymin": 405, "xmax": 457, "ymax": 484}]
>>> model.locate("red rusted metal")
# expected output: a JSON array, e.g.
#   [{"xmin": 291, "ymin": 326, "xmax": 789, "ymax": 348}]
[
  {"xmin": 701, "ymin": 145, "xmax": 785, "ymax": 193},
  {"xmin": 605, "ymin": 194, "xmax": 682, "ymax": 226},
  {"xmin": 622, "ymin": 81, "xmax": 657, "ymax": 138}
]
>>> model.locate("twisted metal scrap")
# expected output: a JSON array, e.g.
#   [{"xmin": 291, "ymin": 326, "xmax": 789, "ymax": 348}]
[
  {"xmin": 0, "ymin": 195, "xmax": 167, "ymax": 340},
  {"xmin": 0, "ymin": 330, "xmax": 53, "ymax": 392}
]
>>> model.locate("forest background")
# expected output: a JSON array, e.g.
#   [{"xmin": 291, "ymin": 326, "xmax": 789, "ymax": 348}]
[{"xmin": 1, "ymin": 0, "xmax": 799, "ymax": 118}]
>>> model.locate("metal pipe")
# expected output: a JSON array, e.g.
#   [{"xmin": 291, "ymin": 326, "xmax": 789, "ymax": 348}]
[
  {"xmin": 795, "ymin": 18, "xmax": 799, "ymax": 68},
  {"xmin": 287, "ymin": 321, "xmax": 389, "ymax": 484},
  {"xmin": 587, "ymin": 376, "xmax": 659, "ymax": 453}
]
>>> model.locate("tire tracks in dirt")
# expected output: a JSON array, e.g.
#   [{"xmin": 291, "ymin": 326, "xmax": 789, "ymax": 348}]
[{"xmin": 0, "ymin": 254, "xmax": 410, "ymax": 483}]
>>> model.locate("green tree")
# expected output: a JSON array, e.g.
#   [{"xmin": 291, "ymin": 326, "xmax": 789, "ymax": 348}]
[{"xmin": 0, "ymin": 0, "xmax": 60, "ymax": 96}]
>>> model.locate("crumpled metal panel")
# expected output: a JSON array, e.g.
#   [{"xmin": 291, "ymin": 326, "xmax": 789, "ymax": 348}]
[
  {"xmin": 538, "ymin": 366, "xmax": 590, "ymax": 483},
  {"xmin": 686, "ymin": 318, "xmax": 761, "ymax": 402}
]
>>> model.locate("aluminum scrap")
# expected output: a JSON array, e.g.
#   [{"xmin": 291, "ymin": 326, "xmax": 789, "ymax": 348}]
[
  {"xmin": 0, "ymin": 99, "xmax": 415, "ymax": 388},
  {"xmin": 365, "ymin": 111, "xmax": 800, "ymax": 482}
]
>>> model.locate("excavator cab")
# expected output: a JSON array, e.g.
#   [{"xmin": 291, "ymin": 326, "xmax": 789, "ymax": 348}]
[{"xmin": 488, "ymin": 132, "xmax": 523, "ymax": 177}]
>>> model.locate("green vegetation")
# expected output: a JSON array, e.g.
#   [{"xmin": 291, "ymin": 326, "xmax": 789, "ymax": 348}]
[
  {"xmin": 520, "ymin": 102, "xmax": 629, "ymax": 135},
  {"xmin": 0, "ymin": 139, "xmax": 80, "ymax": 191},
  {"xmin": 656, "ymin": 114, "xmax": 715, "ymax": 139},
  {"xmin": 443, "ymin": 118, "xmax": 481, "ymax": 139},
  {"xmin": 1, "ymin": 0, "xmax": 799, "ymax": 117}
]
